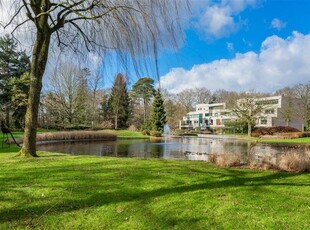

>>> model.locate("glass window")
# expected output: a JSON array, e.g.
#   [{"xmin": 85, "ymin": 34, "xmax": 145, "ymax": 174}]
[
  {"xmin": 260, "ymin": 118, "xmax": 267, "ymax": 125},
  {"xmin": 265, "ymin": 109, "xmax": 274, "ymax": 114}
]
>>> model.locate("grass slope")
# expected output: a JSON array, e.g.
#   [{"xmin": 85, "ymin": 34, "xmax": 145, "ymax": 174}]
[{"xmin": 0, "ymin": 148, "xmax": 309, "ymax": 229}]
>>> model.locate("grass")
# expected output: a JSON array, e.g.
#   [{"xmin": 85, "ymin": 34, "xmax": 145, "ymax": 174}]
[
  {"xmin": 234, "ymin": 134, "xmax": 310, "ymax": 144},
  {"xmin": 103, "ymin": 129, "xmax": 150, "ymax": 139},
  {"xmin": 0, "ymin": 147, "xmax": 309, "ymax": 229}
]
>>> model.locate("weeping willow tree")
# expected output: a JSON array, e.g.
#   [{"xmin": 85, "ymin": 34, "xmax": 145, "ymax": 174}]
[{"xmin": 0, "ymin": 0, "xmax": 188, "ymax": 157}]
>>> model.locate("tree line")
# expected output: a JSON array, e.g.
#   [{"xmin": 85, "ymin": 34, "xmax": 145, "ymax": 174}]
[{"xmin": 1, "ymin": 34, "xmax": 310, "ymax": 135}]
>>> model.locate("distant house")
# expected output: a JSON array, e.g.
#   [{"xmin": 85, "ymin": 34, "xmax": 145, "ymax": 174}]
[
  {"xmin": 246, "ymin": 95, "xmax": 305, "ymax": 131},
  {"xmin": 179, "ymin": 103, "xmax": 234, "ymax": 130},
  {"xmin": 179, "ymin": 95, "xmax": 305, "ymax": 131}
]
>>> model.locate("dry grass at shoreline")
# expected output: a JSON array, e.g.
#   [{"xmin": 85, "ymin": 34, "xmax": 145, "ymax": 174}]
[
  {"xmin": 209, "ymin": 152, "xmax": 310, "ymax": 173},
  {"xmin": 12, "ymin": 131, "xmax": 117, "ymax": 144},
  {"xmin": 278, "ymin": 152, "xmax": 310, "ymax": 172},
  {"xmin": 36, "ymin": 131, "xmax": 117, "ymax": 142}
]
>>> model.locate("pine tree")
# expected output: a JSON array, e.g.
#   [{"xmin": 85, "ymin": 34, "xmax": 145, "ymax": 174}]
[
  {"xmin": 150, "ymin": 89, "xmax": 167, "ymax": 132},
  {"xmin": 131, "ymin": 77, "xmax": 156, "ymax": 123},
  {"xmin": 110, "ymin": 73, "xmax": 131, "ymax": 129}
]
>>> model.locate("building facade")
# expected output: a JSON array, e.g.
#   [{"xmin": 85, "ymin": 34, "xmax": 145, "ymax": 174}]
[
  {"xmin": 179, "ymin": 95, "xmax": 305, "ymax": 131},
  {"xmin": 250, "ymin": 95, "xmax": 305, "ymax": 131},
  {"xmin": 179, "ymin": 103, "xmax": 234, "ymax": 130}
]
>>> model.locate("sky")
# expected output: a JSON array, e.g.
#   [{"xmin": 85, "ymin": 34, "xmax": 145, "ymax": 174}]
[
  {"xmin": 1, "ymin": 0, "xmax": 310, "ymax": 94},
  {"xmin": 157, "ymin": 0, "xmax": 310, "ymax": 93}
]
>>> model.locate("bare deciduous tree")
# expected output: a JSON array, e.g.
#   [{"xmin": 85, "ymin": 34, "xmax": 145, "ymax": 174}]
[
  {"xmin": 292, "ymin": 83, "xmax": 310, "ymax": 131},
  {"xmin": 49, "ymin": 63, "xmax": 90, "ymax": 125},
  {"xmin": 1, "ymin": 0, "xmax": 188, "ymax": 156},
  {"xmin": 232, "ymin": 93, "xmax": 268, "ymax": 136},
  {"xmin": 177, "ymin": 88, "xmax": 195, "ymax": 113}
]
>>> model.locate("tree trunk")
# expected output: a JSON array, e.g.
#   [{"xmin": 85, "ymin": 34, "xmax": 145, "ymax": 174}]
[
  {"xmin": 5, "ymin": 106, "xmax": 10, "ymax": 127},
  {"xmin": 247, "ymin": 121, "xmax": 252, "ymax": 137},
  {"xmin": 143, "ymin": 98, "xmax": 147, "ymax": 122},
  {"xmin": 114, "ymin": 104, "xmax": 119, "ymax": 130},
  {"xmin": 19, "ymin": 29, "xmax": 51, "ymax": 157}
]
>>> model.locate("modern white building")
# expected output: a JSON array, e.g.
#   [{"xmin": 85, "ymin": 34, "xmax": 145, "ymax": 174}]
[
  {"xmin": 248, "ymin": 95, "xmax": 305, "ymax": 131},
  {"xmin": 179, "ymin": 103, "xmax": 234, "ymax": 130},
  {"xmin": 179, "ymin": 95, "xmax": 305, "ymax": 131}
]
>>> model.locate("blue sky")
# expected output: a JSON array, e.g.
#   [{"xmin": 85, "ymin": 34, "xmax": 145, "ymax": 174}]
[
  {"xmin": 1, "ymin": 0, "xmax": 310, "ymax": 94},
  {"xmin": 157, "ymin": 0, "xmax": 310, "ymax": 93}
]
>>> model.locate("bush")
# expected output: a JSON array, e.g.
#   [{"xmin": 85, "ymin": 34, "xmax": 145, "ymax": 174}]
[
  {"xmin": 141, "ymin": 130, "xmax": 150, "ymax": 136},
  {"xmin": 150, "ymin": 130, "xmax": 162, "ymax": 137},
  {"xmin": 100, "ymin": 121, "xmax": 114, "ymax": 129},
  {"xmin": 251, "ymin": 126, "xmax": 300, "ymax": 137},
  {"xmin": 128, "ymin": 125, "xmax": 137, "ymax": 131}
]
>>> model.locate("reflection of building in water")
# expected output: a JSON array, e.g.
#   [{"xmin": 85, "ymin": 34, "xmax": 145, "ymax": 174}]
[{"xmin": 185, "ymin": 152, "xmax": 209, "ymax": 161}]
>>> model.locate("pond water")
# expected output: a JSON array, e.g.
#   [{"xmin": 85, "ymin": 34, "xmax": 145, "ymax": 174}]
[{"xmin": 37, "ymin": 136, "xmax": 310, "ymax": 162}]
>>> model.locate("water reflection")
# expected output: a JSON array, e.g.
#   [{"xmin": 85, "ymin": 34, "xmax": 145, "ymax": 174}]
[{"xmin": 37, "ymin": 137, "xmax": 310, "ymax": 162}]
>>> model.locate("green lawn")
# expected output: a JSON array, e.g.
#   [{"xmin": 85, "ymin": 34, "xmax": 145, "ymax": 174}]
[
  {"xmin": 236, "ymin": 135, "xmax": 310, "ymax": 144},
  {"xmin": 0, "ymin": 147, "xmax": 309, "ymax": 229},
  {"xmin": 103, "ymin": 129, "xmax": 150, "ymax": 139}
]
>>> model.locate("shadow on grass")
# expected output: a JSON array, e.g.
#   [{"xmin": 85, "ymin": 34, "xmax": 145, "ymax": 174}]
[{"xmin": 0, "ymin": 157, "xmax": 309, "ymax": 227}]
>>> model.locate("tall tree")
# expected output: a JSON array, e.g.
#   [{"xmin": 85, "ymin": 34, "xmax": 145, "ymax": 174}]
[
  {"xmin": 45, "ymin": 63, "xmax": 90, "ymax": 127},
  {"xmin": 0, "ymin": 34, "xmax": 30, "ymax": 126},
  {"xmin": 292, "ymin": 83, "xmax": 310, "ymax": 131},
  {"xmin": 8, "ymin": 72, "xmax": 30, "ymax": 128},
  {"xmin": 110, "ymin": 73, "xmax": 130, "ymax": 129},
  {"xmin": 88, "ymin": 71, "xmax": 103, "ymax": 128},
  {"xmin": 1, "ymin": 0, "xmax": 187, "ymax": 157},
  {"xmin": 232, "ymin": 94, "xmax": 267, "ymax": 136},
  {"xmin": 194, "ymin": 87, "xmax": 212, "ymax": 104},
  {"xmin": 177, "ymin": 88, "xmax": 195, "ymax": 113},
  {"xmin": 131, "ymin": 77, "xmax": 156, "ymax": 122},
  {"xmin": 100, "ymin": 89, "xmax": 113, "ymax": 127},
  {"xmin": 150, "ymin": 89, "xmax": 167, "ymax": 132}
]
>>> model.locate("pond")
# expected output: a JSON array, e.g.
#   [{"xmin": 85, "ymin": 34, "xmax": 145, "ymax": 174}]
[{"xmin": 37, "ymin": 136, "xmax": 310, "ymax": 162}]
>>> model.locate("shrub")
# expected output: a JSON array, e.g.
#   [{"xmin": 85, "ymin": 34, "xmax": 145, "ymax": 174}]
[
  {"xmin": 100, "ymin": 121, "xmax": 114, "ymax": 129},
  {"xmin": 141, "ymin": 130, "xmax": 150, "ymax": 136},
  {"xmin": 150, "ymin": 130, "xmax": 162, "ymax": 137},
  {"xmin": 251, "ymin": 126, "xmax": 300, "ymax": 137},
  {"xmin": 128, "ymin": 125, "xmax": 137, "ymax": 131}
]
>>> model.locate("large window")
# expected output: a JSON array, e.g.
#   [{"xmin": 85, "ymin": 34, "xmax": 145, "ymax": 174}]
[
  {"xmin": 265, "ymin": 109, "xmax": 275, "ymax": 114},
  {"xmin": 257, "ymin": 99, "xmax": 279, "ymax": 105},
  {"xmin": 260, "ymin": 117, "xmax": 267, "ymax": 125}
]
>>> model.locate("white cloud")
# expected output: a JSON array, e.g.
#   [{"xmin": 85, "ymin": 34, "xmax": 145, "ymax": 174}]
[
  {"xmin": 160, "ymin": 32, "xmax": 310, "ymax": 93},
  {"xmin": 271, "ymin": 18, "xmax": 287, "ymax": 30},
  {"xmin": 193, "ymin": 0, "xmax": 257, "ymax": 39}
]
